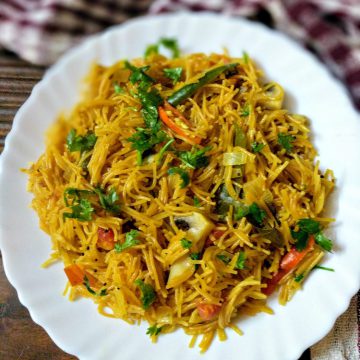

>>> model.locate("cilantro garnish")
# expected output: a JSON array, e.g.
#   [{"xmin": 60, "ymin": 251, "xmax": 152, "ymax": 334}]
[
  {"xmin": 137, "ymin": 88, "xmax": 163, "ymax": 129},
  {"xmin": 314, "ymin": 232, "xmax": 333, "ymax": 252},
  {"xmin": 134, "ymin": 279, "xmax": 156, "ymax": 310},
  {"xmin": 243, "ymin": 51, "xmax": 249, "ymax": 64},
  {"xmin": 93, "ymin": 187, "xmax": 120, "ymax": 214},
  {"xmin": 146, "ymin": 325, "xmax": 163, "ymax": 337},
  {"xmin": 193, "ymin": 196, "xmax": 201, "ymax": 208},
  {"xmin": 63, "ymin": 188, "xmax": 94, "ymax": 221},
  {"xmin": 144, "ymin": 44, "xmax": 159, "ymax": 58},
  {"xmin": 128, "ymin": 128, "xmax": 168, "ymax": 165},
  {"xmin": 235, "ymin": 252, "xmax": 246, "ymax": 270},
  {"xmin": 115, "ymin": 230, "xmax": 140, "ymax": 253},
  {"xmin": 167, "ymin": 167, "xmax": 190, "ymax": 188},
  {"xmin": 278, "ymin": 133, "xmax": 295, "ymax": 153},
  {"xmin": 313, "ymin": 265, "xmax": 335, "ymax": 272},
  {"xmin": 83, "ymin": 276, "xmax": 107, "ymax": 296},
  {"xmin": 125, "ymin": 63, "xmax": 169, "ymax": 164},
  {"xmin": 241, "ymin": 104, "xmax": 250, "ymax": 117},
  {"xmin": 63, "ymin": 198, "xmax": 94, "ymax": 222},
  {"xmin": 217, "ymin": 254, "xmax": 231, "ymax": 265},
  {"xmin": 157, "ymin": 138, "xmax": 175, "ymax": 164},
  {"xmin": 125, "ymin": 61, "xmax": 155, "ymax": 90},
  {"xmin": 164, "ymin": 67, "xmax": 183, "ymax": 84},
  {"xmin": 190, "ymin": 252, "xmax": 200, "ymax": 261},
  {"xmin": 248, "ymin": 203, "xmax": 266, "ymax": 226},
  {"xmin": 180, "ymin": 238, "xmax": 192, "ymax": 249},
  {"xmin": 63, "ymin": 187, "xmax": 120, "ymax": 221},
  {"xmin": 145, "ymin": 38, "xmax": 180, "ymax": 59},
  {"xmin": 294, "ymin": 274, "xmax": 304, "ymax": 283},
  {"xmin": 291, "ymin": 218, "xmax": 333, "ymax": 252},
  {"xmin": 297, "ymin": 219, "xmax": 321, "ymax": 234},
  {"xmin": 83, "ymin": 275, "xmax": 96, "ymax": 295},
  {"xmin": 160, "ymin": 38, "xmax": 180, "ymax": 58},
  {"xmin": 190, "ymin": 252, "xmax": 201, "ymax": 270},
  {"xmin": 176, "ymin": 146, "xmax": 211, "ymax": 169},
  {"xmin": 114, "ymin": 83, "xmax": 125, "ymax": 94},
  {"xmin": 236, "ymin": 202, "xmax": 266, "ymax": 227},
  {"xmin": 66, "ymin": 129, "xmax": 97, "ymax": 154},
  {"xmin": 251, "ymin": 142, "xmax": 265, "ymax": 153}
]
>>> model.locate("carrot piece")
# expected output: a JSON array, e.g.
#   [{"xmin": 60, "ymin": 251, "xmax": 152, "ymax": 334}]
[
  {"xmin": 212, "ymin": 229, "xmax": 226, "ymax": 239},
  {"xmin": 262, "ymin": 269, "xmax": 287, "ymax": 296},
  {"xmin": 280, "ymin": 235, "xmax": 315, "ymax": 272},
  {"xmin": 64, "ymin": 264, "xmax": 98, "ymax": 288},
  {"xmin": 97, "ymin": 228, "xmax": 115, "ymax": 250},
  {"xmin": 263, "ymin": 236, "xmax": 315, "ymax": 296},
  {"xmin": 64, "ymin": 264, "xmax": 85, "ymax": 286},
  {"xmin": 164, "ymin": 101, "xmax": 192, "ymax": 127},
  {"xmin": 197, "ymin": 303, "xmax": 222, "ymax": 321},
  {"xmin": 158, "ymin": 105, "xmax": 201, "ymax": 145}
]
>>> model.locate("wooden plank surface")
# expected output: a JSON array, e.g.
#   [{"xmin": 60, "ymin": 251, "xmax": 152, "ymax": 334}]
[
  {"xmin": 0, "ymin": 47, "xmax": 311, "ymax": 360},
  {"xmin": 0, "ymin": 49, "xmax": 77, "ymax": 359}
]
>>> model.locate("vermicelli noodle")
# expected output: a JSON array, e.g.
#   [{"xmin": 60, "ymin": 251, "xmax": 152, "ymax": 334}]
[{"xmin": 26, "ymin": 43, "xmax": 335, "ymax": 352}]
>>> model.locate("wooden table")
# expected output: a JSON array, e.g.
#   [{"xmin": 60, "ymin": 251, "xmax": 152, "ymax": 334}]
[{"xmin": 0, "ymin": 48, "xmax": 311, "ymax": 359}]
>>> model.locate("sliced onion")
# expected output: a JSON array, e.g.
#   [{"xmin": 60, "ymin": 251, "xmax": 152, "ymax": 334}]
[{"xmin": 223, "ymin": 152, "xmax": 247, "ymax": 166}]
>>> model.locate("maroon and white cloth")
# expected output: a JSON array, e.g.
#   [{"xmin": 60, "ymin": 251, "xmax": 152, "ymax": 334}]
[
  {"xmin": 0, "ymin": 1, "xmax": 359, "ymax": 359},
  {"xmin": 0, "ymin": 0, "xmax": 360, "ymax": 112}
]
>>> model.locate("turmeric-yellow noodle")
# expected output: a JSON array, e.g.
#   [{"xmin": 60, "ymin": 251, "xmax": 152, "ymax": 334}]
[{"xmin": 26, "ymin": 48, "xmax": 335, "ymax": 353}]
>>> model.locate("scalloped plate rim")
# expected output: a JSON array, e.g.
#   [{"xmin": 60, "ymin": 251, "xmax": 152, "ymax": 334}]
[{"xmin": 0, "ymin": 12, "xmax": 359, "ymax": 360}]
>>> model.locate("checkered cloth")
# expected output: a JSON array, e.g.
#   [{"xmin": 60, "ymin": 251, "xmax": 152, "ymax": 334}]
[
  {"xmin": 0, "ymin": 1, "xmax": 359, "ymax": 359},
  {"xmin": 0, "ymin": 0, "xmax": 360, "ymax": 112}
]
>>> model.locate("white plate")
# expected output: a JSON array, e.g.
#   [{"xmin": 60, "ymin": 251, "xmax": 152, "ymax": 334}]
[{"xmin": 0, "ymin": 13, "xmax": 359, "ymax": 360}]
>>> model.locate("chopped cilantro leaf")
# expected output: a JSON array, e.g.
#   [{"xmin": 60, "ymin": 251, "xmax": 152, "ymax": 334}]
[
  {"xmin": 137, "ymin": 88, "xmax": 163, "ymax": 129},
  {"xmin": 114, "ymin": 83, "xmax": 125, "ymax": 94},
  {"xmin": 63, "ymin": 188, "xmax": 96, "ymax": 221},
  {"xmin": 66, "ymin": 129, "xmax": 97, "ymax": 154},
  {"xmin": 294, "ymin": 274, "xmax": 304, "ymax": 283},
  {"xmin": 313, "ymin": 265, "xmax": 335, "ymax": 272},
  {"xmin": 234, "ymin": 205, "xmax": 249, "ymax": 221},
  {"xmin": 83, "ymin": 276, "xmax": 107, "ymax": 296},
  {"xmin": 297, "ymin": 219, "xmax": 321, "ymax": 234},
  {"xmin": 167, "ymin": 167, "xmax": 190, "ymax": 188},
  {"xmin": 291, "ymin": 229, "xmax": 309, "ymax": 251},
  {"xmin": 291, "ymin": 218, "xmax": 333, "ymax": 252},
  {"xmin": 164, "ymin": 67, "xmax": 183, "ymax": 84},
  {"xmin": 127, "ymin": 84, "xmax": 168, "ymax": 164},
  {"xmin": 99, "ymin": 289, "xmax": 107, "ymax": 296},
  {"xmin": 190, "ymin": 252, "xmax": 200, "ymax": 261},
  {"xmin": 159, "ymin": 38, "xmax": 180, "ymax": 58},
  {"xmin": 190, "ymin": 252, "xmax": 201, "ymax": 270},
  {"xmin": 83, "ymin": 275, "xmax": 96, "ymax": 295},
  {"xmin": 235, "ymin": 252, "xmax": 246, "ymax": 270},
  {"xmin": 251, "ymin": 142, "xmax": 265, "ymax": 153},
  {"xmin": 93, "ymin": 187, "xmax": 120, "ymax": 214},
  {"xmin": 134, "ymin": 279, "xmax": 156, "ymax": 310},
  {"xmin": 243, "ymin": 51, "xmax": 249, "ymax": 64},
  {"xmin": 278, "ymin": 133, "xmax": 295, "ymax": 153},
  {"xmin": 180, "ymin": 238, "xmax": 192, "ymax": 249},
  {"xmin": 144, "ymin": 44, "xmax": 159, "ymax": 58},
  {"xmin": 146, "ymin": 324, "xmax": 162, "ymax": 336},
  {"xmin": 145, "ymin": 38, "xmax": 180, "ymax": 59},
  {"xmin": 177, "ymin": 146, "xmax": 211, "ymax": 169},
  {"xmin": 125, "ymin": 61, "xmax": 155, "ymax": 90},
  {"xmin": 217, "ymin": 254, "xmax": 231, "ymax": 265},
  {"xmin": 128, "ymin": 128, "xmax": 168, "ymax": 165},
  {"xmin": 315, "ymin": 232, "xmax": 333, "ymax": 252},
  {"xmin": 193, "ymin": 196, "xmax": 201, "ymax": 208},
  {"xmin": 247, "ymin": 203, "xmax": 266, "ymax": 227},
  {"xmin": 241, "ymin": 104, "xmax": 250, "ymax": 117},
  {"xmin": 158, "ymin": 138, "xmax": 175, "ymax": 164},
  {"xmin": 115, "ymin": 230, "xmax": 140, "ymax": 253}
]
